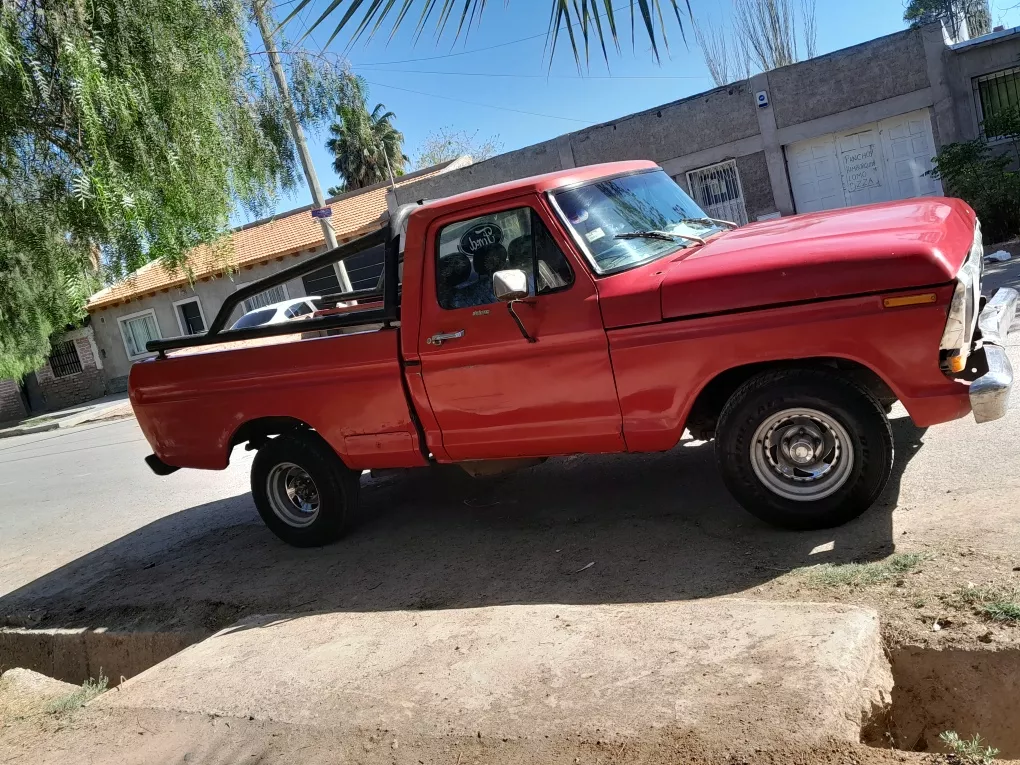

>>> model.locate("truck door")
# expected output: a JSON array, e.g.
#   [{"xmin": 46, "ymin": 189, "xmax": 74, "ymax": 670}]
[{"xmin": 416, "ymin": 199, "xmax": 625, "ymax": 461}]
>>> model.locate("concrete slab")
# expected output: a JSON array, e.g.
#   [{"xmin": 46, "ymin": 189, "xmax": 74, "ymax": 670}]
[{"xmin": 96, "ymin": 600, "xmax": 891, "ymax": 751}]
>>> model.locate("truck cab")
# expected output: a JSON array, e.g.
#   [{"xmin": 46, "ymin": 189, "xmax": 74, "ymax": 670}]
[{"xmin": 130, "ymin": 161, "xmax": 1016, "ymax": 546}]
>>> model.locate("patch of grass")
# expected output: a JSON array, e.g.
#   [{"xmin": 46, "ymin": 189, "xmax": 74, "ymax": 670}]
[
  {"xmin": 982, "ymin": 600, "xmax": 1020, "ymax": 623},
  {"xmin": 951, "ymin": 585, "xmax": 1020, "ymax": 623},
  {"xmin": 940, "ymin": 730, "xmax": 998, "ymax": 765},
  {"xmin": 801, "ymin": 553, "xmax": 925, "ymax": 588},
  {"xmin": 46, "ymin": 673, "xmax": 108, "ymax": 714}
]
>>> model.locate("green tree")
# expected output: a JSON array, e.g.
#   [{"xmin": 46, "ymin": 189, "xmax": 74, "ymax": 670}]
[
  {"xmin": 283, "ymin": 1, "xmax": 690, "ymax": 67},
  {"xmin": 326, "ymin": 97, "xmax": 406, "ymax": 194},
  {"xmin": 904, "ymin": 0, "xmax": 992, "ymax": 40},
  {"xmin": 0, "ymin": 0, "xmax": 358, "ymax": 378},
  {"xmin": 930, "ymin": 106, "xmax": 1020, "ymax": 243},
  {"xmin": 412, "ymin": 127, "xmax": 502, "ymax": 170}
]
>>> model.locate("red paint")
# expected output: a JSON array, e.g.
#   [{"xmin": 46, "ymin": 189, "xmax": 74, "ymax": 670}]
[
  {"xmin": 413, "ymin": 197, "xmax": 623, "ymax": 460},
  {"xmin": 130, "ymin": 161, "xmax": 978, "ymax": 473},
  {"xmin": 658, "ymin": 198, "xmax": 974, "ymax": 322},
  {"xmin": 609, "ymin": 284, "xmax": 967, "ymax": 454},
  {"xmin": 131, "ymin": 330, "xmax": 427, "ymax": 470}
]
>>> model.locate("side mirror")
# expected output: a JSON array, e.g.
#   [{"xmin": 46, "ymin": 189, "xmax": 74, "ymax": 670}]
[{"xmin": 492, "ymin": 269, "xmax": 529, "ymax": 302}]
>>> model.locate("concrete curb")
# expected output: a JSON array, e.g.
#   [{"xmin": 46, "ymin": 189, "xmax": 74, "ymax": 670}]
[
  {"xmin": 0, "ymin": 422, "xmax": 60, "ymax": 439},
  {"xmin": 0, "ymin": 627, "xmax": 208, "ymax": 686},
  {"xmin": 0, "ymin": 402, "xmax": 134, "ymax": 439}
]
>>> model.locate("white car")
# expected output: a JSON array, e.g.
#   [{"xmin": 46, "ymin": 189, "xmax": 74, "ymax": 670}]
[{"xmin": 230, "ymin": 297, "xmax": 322, "ymax": 330}]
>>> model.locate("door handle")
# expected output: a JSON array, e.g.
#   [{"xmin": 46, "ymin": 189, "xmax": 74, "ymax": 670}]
[{"xmin": 427, "ymin": 330, "xmax": 465, "ymax": 346}]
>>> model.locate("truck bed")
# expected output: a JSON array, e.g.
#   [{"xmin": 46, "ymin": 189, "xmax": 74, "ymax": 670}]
[{"xmin": 129, "ymin": 328, "xmax": 427, "ymax": 471}]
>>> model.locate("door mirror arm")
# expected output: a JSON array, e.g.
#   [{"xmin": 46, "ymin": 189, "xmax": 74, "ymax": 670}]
[
  {"xmin": 506, "ymin": 299, "xmax": 537, "ymax": 344},
  {"xmin": 493, "ymin": 268, "xmax": 537, "ymax": 343}
]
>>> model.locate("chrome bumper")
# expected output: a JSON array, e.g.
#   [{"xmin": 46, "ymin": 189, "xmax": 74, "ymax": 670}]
[{"xmin": 970, "ymin": 287, "xmax": 1018, "ymax": 423}]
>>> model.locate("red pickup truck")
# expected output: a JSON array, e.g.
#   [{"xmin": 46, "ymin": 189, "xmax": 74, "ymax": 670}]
[{"xmin": 131, "ymin": 161, "xmax": 1016, "ymax": 546}]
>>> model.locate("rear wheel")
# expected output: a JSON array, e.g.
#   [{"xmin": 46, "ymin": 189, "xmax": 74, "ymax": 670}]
[
  {"xmin": 251, "ymin": 431, "xmax": 360, "ymax": 547},
  {"xmin": 715, "ymin": 369, "xmax": 893, "ymax": 530}
]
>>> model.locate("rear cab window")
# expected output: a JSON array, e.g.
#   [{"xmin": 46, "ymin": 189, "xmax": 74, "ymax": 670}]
[{"xmin": 435, "ymin": 207, "xmax": 574, "ymax": 310}]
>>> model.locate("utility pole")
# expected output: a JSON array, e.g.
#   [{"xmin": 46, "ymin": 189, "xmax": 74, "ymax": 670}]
[{"xmin": 253, "ymin": 0, "xmax": 352, "ymax": 293}]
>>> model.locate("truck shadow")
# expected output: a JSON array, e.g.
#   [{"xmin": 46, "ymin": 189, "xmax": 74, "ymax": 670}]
[{"xmin": 0, "ymin": 417, "xmax": 924, "ymax": 633}]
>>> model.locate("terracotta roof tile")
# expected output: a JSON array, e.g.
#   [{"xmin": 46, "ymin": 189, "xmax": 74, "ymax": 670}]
[{"xmin": 87, "ymin": 168, "xmax": 446, "ymax": 311}]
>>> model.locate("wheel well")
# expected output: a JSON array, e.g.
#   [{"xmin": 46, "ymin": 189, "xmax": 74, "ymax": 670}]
[
  {"xmin": 684, "ymin": 358, "xmax": 897, "ymax": 440},
  {"xmin": 229, "ymin": 416, "xmax": 312, "ymax": 454}
]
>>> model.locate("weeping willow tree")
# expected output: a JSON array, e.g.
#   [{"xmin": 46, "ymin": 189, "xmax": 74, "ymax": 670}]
[{"xmin": 0, "ymin": 0, "xmax": 359, "ymax": 379}]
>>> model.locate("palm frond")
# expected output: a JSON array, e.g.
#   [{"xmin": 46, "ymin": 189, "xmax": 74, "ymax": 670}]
[{"xmin": 284, "ymin": 0, "xmax": 691, "ymax": 67}]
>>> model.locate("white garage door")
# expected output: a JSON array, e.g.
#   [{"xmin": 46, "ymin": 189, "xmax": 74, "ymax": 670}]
[{"xmin": 786, "ymin": 109, "xmax": 942, "ymax": 214}]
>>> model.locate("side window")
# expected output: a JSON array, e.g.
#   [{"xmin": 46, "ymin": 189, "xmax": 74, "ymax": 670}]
[
  {"xmin": 436, "ymin": 207, "xmax": 574, "ymax": 310},
  {"xmin": 530, "ymin": 210, "xmax": 574, "ymax": 294},
  {"xmin": 286, "ymin": 302, "xmax": 314, "ymax": 319}
]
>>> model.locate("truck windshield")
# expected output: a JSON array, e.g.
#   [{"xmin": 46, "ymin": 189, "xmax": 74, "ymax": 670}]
[{"xmin": 552, "ymin": 170, "xmax": 722, "ymax": 275}]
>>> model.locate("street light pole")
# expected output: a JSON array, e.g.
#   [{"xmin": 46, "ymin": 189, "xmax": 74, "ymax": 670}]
[{"xmin": 252, "ymin": 0, "xmax": 353, "ymax": 293}]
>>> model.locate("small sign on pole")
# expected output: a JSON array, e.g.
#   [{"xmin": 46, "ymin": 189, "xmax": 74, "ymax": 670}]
[{"xmin": 311, "ymin": 207, "xmax": 333, "ymax": 219}]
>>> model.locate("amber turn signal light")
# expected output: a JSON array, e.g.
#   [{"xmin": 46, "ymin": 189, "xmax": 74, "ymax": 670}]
[
  {"xmin": 947, "ymin": 355, "xmax": 967, "ymax": 373},
  {"xmin": 883, "ymin": 293, "xmax": 937, "ymax": 308}
]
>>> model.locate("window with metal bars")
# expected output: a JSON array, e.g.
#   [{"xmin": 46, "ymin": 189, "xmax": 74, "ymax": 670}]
[
  {"xmin": 48, "ymin": 341, "xmax": 82, "ymax": 378},
  {"xmin": 974, "ymin": 68, "xmax": 1020, "ymax": 138},
  {"xmin": 685, "ymin": 160, "xmax": 749, "ymax": 226}
]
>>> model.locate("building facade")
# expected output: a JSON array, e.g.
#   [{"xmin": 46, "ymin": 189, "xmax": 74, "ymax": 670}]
[
  {"xmin": 392, "ymin": 25, "xmax": 1020, "ymax": 231},
  {"xmin": 0, "ymin": 326, "xmax": 106, "ymax": 422}
]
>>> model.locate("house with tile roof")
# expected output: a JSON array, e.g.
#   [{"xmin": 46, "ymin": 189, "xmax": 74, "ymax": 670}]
[{"xmin": 82, "ymin": 158, "xmax": 467, "ymax": 395}]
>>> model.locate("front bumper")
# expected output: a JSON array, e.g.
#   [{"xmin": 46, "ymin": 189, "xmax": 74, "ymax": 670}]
[{"xmin": 970, "ymin": 287, "xmax": 1018, "ymax": 423}]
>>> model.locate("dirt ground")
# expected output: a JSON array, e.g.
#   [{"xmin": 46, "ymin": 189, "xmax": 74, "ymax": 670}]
[{"xmin": 0, "ymin": 705, "xmax": 963, "ymax": 765}]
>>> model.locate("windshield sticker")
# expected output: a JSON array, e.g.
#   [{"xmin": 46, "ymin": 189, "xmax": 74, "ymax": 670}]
[
  {"xmin": 585, "ymin": 227, "xmax": 605, "ymax": 243},
  {"xmin": 460, "ymin": 222, "xmax": 503, "ymax": 255}
]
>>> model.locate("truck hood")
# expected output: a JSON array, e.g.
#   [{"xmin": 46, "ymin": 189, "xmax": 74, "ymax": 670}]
[{"xmin": 597, "ymin": 198, "xmax": 975, "ymax": 328}]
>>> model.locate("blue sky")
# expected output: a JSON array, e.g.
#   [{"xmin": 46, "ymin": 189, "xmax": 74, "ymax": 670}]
[{"xmin": 260, "ymin": 0, "xmax": 1020, "ymax": 216}]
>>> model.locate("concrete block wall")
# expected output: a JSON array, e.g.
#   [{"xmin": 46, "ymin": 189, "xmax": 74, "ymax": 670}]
[
  {"xmin": 33, "ymin": 328, "xmax": 107, "ymax": 411},
  {"xmin": 767, "ymin": 30, "xmax": 929, "ymax": 129},
  {"xmin": 0, "ymin": 378, "xmax": 27, "ymax": 423}
]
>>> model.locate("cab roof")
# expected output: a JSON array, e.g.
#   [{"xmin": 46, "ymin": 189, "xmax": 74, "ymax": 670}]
[{"xmin": 421, "ymin": 160, "xmax": 660, "ymax": 212}]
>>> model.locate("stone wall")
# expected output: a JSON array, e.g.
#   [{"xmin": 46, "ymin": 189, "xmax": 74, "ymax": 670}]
[
  {"xmin": 0, "ymin": 378, "xmax": 27, "ymax": 423},
  {"xmin": 33, "ymin": 327, "xmax": 107, "ymax": 412}
]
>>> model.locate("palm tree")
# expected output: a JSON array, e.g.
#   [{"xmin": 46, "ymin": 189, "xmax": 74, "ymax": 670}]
[
  {"xmin": 281, "ymin": 1, "xmax": 690, "ymax": 67},
  {"xmin": 326, "ymin": 100, "xmax": 407, "ymax": 195}
]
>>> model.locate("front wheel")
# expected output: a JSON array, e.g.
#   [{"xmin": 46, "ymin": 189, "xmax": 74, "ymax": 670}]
[
  {"xmin": 251, "ymin": 431, "xmax": 360, "ymax": 547},
  {"xmin": 715, "ymin": 369, "xmax": 893, "ymax": 530}
]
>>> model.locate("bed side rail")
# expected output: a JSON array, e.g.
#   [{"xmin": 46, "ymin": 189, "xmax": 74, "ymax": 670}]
[{"xmin": 147, "ymin": 226, "xmax": 399, "ymax": 355}]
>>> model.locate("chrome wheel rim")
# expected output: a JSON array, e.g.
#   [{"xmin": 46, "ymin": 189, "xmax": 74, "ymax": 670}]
[
  {"xmin": 266, "ymin": 462, "xmax": 320, "ymax": 527},
  {"xmin": 750, "ymin": 407, "xmax": 854, "ymax": 502}
]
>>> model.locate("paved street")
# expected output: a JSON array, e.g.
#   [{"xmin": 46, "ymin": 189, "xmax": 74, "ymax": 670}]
[{"xmin": 0, "ymin": 419, "xmax": 254, "ymax": 600}]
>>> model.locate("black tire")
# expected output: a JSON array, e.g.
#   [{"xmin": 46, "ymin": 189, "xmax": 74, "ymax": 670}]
[
  {"xmin": 250, "ymin": 431, "xmax": 360, "ymax": 547},
  {"xmin": 714, "ymin": 368, "xmax": 893, "ymax": 530}
]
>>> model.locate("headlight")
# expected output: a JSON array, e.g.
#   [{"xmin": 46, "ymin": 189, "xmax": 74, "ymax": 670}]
[{"xmin": 940, "ymin": 222, "xmax": 983, "ymax": 374}]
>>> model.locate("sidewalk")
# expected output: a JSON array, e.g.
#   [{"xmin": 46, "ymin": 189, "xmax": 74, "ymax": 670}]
[{"xmin": 0, "ymin": 392, "xmax": 133, "ymax": 439}]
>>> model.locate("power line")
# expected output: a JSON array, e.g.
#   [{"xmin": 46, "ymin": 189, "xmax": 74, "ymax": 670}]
[
  {"xmin": 358, "ymin": 66, "xmax": 709, "ymax": 81},
  {"xmin": 355, "ymin": 4, "xmax": 630, "ymax": 67},
  {"xmin": 362, "ymin": 79, "xmax": 591, "ymax": 124}
]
